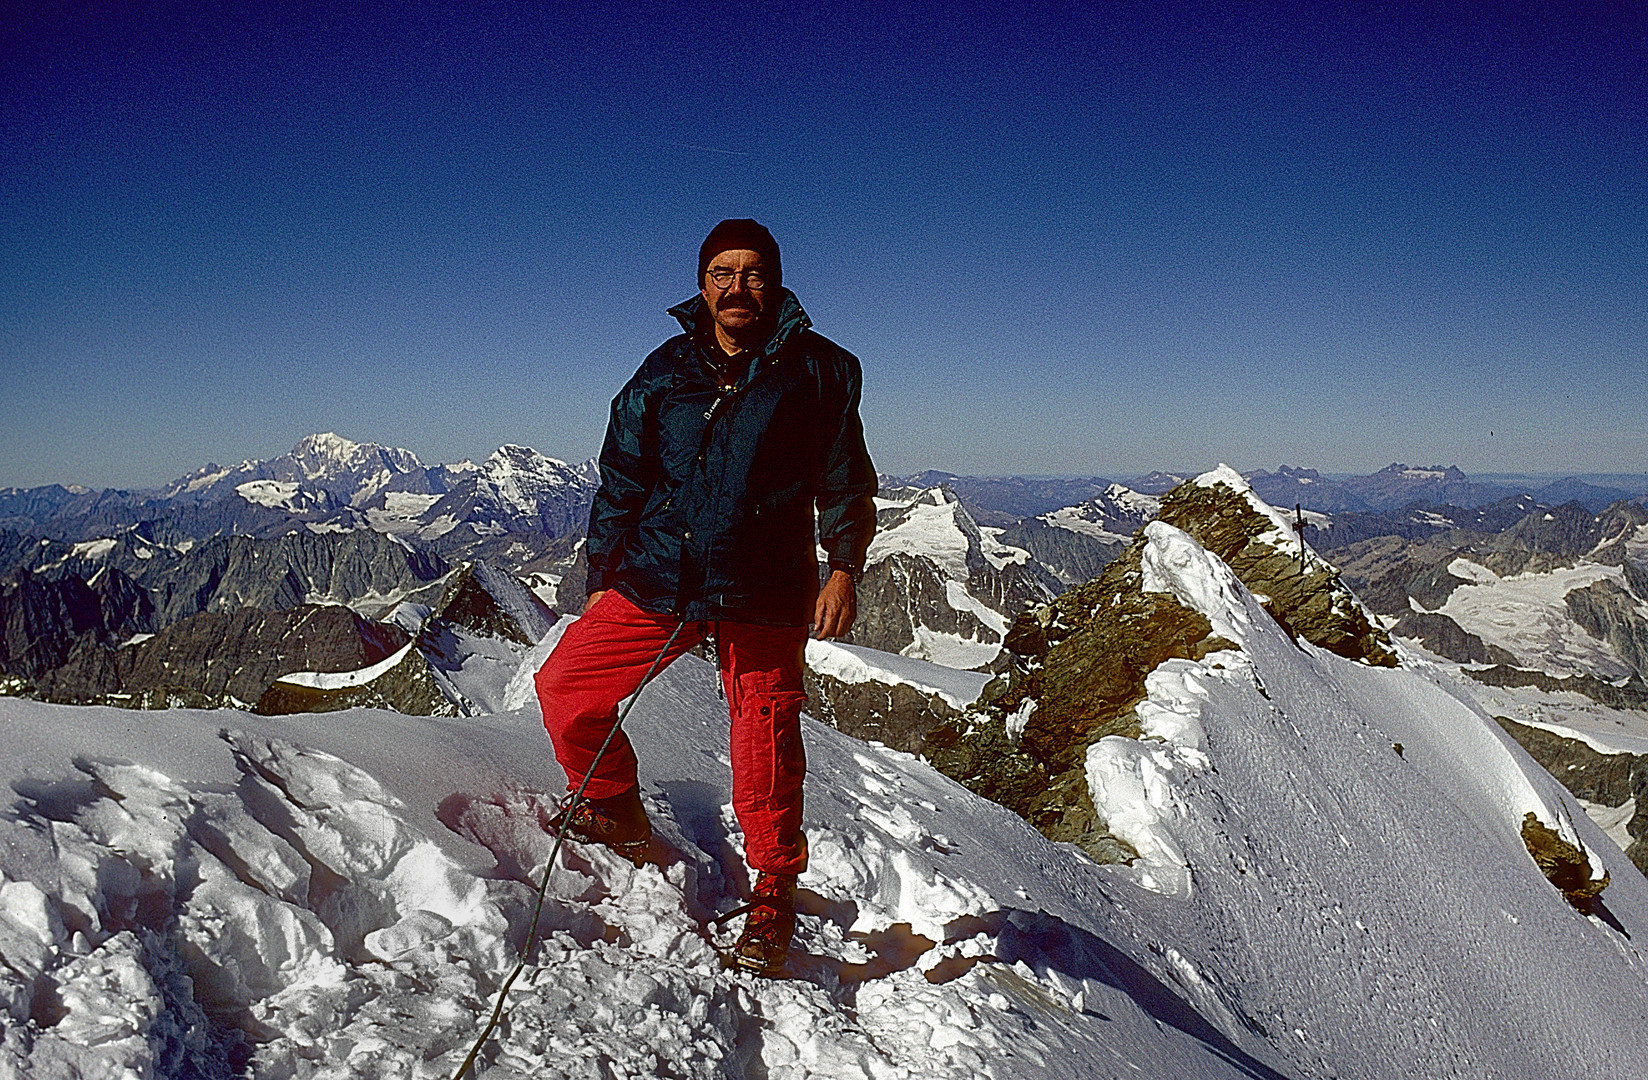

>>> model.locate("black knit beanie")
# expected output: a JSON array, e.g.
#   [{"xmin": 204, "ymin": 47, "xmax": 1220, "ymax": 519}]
[{"xmin": 698, "ymin": 219, "xmax": 782, "ymax": 286}]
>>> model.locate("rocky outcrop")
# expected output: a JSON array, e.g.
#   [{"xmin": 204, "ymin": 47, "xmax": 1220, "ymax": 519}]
[
  {"xmin": 1466, "ymin": 664, "xmax": 1648, "ymax": 711},
  {"xmin": 804, "ymin": 669, "xmax": 964, "ymax": 755},
  {"xmin": 422, "ymin": 560, "xmax": 555, "ymax": 645},
  {"xmin": 1495, "ymin": 716, "xmax": 1648, "ymax": 876},
  {"xmin": 1521, "ymin": 813, "xmax": 1610, "ymax": 909},
  {"xmin": 0, "ymin": 566, "xmax": 153, "ymax": 679},
  {"xmin": 925, "ymin": 469, "xmax": 1400, "ymax": 862},
  {"xmin": 801, "ymin": 641, "xmax": 987, "ymax": 756},
  {"xmin": 35, "ymin": 605, "xmax": 409, "ymax": 708},
  {"xmin": 258, "ymin": 560, "xmax": 554, "ymax": 717},
  {"xmin": 925, "ymin": 539, "xmax": 1233, "ymax": 861},
  {"xmin": 1154, "ymin": 473, "xmax": 1397, "ymax": 667},
  {"xmin": 132, "ymin": 529, "xmax": 447, "ymax": 624},
  {"xmin": 1565, "ymin": 580, "xmax": 1648, "ymax": 680},
  {"xmin": 1390, "ymin": 611, "xmax": 1517, "ymax": 666}
]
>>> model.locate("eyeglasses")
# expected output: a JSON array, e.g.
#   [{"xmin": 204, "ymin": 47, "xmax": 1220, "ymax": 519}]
[{"xmin": 706, "ymin": 268, "xmax": 769, "ymax": 290}]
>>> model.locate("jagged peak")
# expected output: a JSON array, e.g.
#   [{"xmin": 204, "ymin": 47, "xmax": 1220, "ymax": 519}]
[{"xmin": 483, "ymin": 444, "xmax": 574, "ymax": 474}]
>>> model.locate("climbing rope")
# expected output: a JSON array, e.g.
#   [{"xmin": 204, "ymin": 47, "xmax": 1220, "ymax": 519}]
[{"xmin": 451, "ymin": 616, "xmax": 687, "ymax": 1080}]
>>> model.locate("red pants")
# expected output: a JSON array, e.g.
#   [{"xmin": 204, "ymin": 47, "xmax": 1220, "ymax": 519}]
[{"xmin": 534, "ymin": 590, "xmax": 810, "ymax": 875}]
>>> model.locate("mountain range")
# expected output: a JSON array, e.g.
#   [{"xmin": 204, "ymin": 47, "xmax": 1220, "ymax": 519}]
[{"xmin": 3, "ymin": 464, "xmax": 1647, "ymax": 1076}]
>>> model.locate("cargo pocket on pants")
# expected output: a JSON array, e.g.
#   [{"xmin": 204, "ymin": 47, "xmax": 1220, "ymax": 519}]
[{"xmin": 753, "ymin": 690, "xmax": 808, "ymax": 802}]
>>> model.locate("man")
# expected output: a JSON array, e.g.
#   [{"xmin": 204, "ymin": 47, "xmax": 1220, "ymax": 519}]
[{"xmin": 534, "ymin": 219, "xmax": 877, "ymax": 975}]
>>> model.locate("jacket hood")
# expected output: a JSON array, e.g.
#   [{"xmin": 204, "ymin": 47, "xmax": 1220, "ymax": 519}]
[{"xmin": 668, "ymin": 289, "xmax": 813, "ymax": 366}]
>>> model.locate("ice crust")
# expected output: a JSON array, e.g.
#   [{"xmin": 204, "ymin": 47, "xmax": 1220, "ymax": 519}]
[{"xmin": 4, "ymin": 524, "xmax": 1648, "ymax": 1076}]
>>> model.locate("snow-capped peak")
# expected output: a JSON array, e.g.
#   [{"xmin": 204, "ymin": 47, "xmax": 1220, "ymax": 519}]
[{"xmin": 290, "ymin": 433, "xmax": 425, "ymax": 487}]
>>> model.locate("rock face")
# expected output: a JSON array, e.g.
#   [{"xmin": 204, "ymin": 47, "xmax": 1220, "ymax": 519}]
[
  {"xmin": 1521, "ymin": 813, "xmax": 1611, "ymax": 908},
  {"xmin": 801, "ymin": 640, "xmax": 988, "ymax": 756},
  {"xmin": 1465, "ymin": 664, "xmax": 1648, "ymax": 711},
  {"xmin": 1495, "ymin": 716, "xmax": 1648, "ymax": 875},
  {"xmin": 803, "ymin": 670, "xmax": 964, "ymax": 755},
  {"xmin": 257, "ymin": 560, "xmax": 554, "ymax": 717},
  {"xmin": 847, "ymin": 487, "xmax": 1057, "ymax": 669},
  {"xmin": 0, "ymin": 566, "xmax": 153, "ymax": 679},
  {"xmin": 1565, "ymin": 579, "xmax": 1648, "ymax": 680},
  {"xmin": 254, "ymin": 644, "xmax": 459, "ymax": 717},
  {"xmin": 1389, "ymin": 611, "xmax": 1518, "ymax": 666},
  {"xmin": 924, "ymin": 537, "xmax": 1232, "ymax": 862},
  {"xmin": 926, "ymin": 467, "xmax": 1396, "ymax": 862},
  {"xmin": 36, "ymin": 605, "xmax": 409, "ymax": 708}
]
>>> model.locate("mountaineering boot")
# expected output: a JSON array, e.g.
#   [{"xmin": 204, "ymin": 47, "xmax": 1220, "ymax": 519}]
[
  {"xmin": 547, "ymin": 788, "xmax": 651, "ymax": 866},
  {"xmin": 733, "ymin": 872, "xmax": 797, "ymax": 977}
]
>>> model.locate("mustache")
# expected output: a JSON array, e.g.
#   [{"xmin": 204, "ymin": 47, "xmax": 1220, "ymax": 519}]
[{"xmin": 717, "ymin": 298, "xmax": 758, "ymax": 312}]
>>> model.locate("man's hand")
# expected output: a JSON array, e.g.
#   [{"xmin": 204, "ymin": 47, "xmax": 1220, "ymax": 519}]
[
  {"xmin": 812, "ymin": 570, "xmax": 857, "ymax": 640},
  {"xmin": 583, "ymin": 590, "xmax": 607, "ymax": 614}
]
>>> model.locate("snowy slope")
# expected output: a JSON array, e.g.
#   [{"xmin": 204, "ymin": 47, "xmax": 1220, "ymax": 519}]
[{"xmin": 5, "ymin": 531, "xmax": 1648, "ymax": 1077}]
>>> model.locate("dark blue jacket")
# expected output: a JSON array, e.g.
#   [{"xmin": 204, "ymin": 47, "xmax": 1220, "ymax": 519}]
[{"xmin": 585, "ymin": 290, "xmax": 878, "ymax": 625}]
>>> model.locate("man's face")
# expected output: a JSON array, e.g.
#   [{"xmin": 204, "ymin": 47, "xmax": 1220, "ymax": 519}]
[{"xmin": 700, "ymin": 248, "xmax": 772, "ymax": 341}]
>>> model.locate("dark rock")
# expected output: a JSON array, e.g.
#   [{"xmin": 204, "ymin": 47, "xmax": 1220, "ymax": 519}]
[
  {"xmin": 254, "ymin": 647, "xmax": 457, "ymax": 717},
  {"xmin": 995, "ymin": 520, "xmax": 1125, "ymax": 589},
  {"xmin": 802, "ymin": 668, "xmax": 962, "ymax": 756},
  {"xmin": 423, "ymin": 560, "xmax": 555, "ymax": 646},
  {"xmin": 35, "ymin": 605, "xmax": 409, "ymax": 707},
  {"xmin": 257, "ymin": 560, "xmax": 553, "ymax": 717},
  {"xmin": 0, "ymin": 568, "xmax": 153, "ymax": 679},
  {"xmin": 1391, "ymin": 612, "xmax": 1517, "ymax": 666},
  {"xmin": 925, "ymin": 542, "xmax": 1230, "ymax": 860},
  {"xmin": 1466, "ymin": 665, "xmax": 1648, "ymax": 711}
]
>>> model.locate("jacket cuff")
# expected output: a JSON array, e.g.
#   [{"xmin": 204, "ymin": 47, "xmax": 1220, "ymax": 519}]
[
  {"xmin": 585, "ymin": 562, "xmax": 614, "ymax": 595},
  {"xmin": 826, "ymin": 559, "xmax": 863, "ymax": 583}
]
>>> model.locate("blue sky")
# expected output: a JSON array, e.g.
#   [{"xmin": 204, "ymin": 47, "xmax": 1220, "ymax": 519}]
[{"xmin": 3, "ymin": 2, "xmax": 1644, "ymax": 489}]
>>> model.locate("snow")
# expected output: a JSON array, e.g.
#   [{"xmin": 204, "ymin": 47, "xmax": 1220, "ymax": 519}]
[
  {"xmin": 6, "ymin": 525, "xmax": 1648, "ymax": 1077},
  {"xmin": 365, "ymin": 492, "xmax": 442, "ymax": 535},
  {"xmin": 69, "ymin": 538, "xmax": 116, "ymax": 561},
  {"xmin": 181, "ymin": 466, "xmax": 232, "ymax": 493},
  {"xmin": 1437, "ymin": 561, "xmax": 1631, "ymax": 679},
  {"xmin": 900, "ymin": 628, "xmax": 1002, "ymax": 670},
  {"xmin": 471, "ymin": 446, "xmax": 587, "ymax": 522},
  {"xmin": 1452, "ymin": 676, "xmax": 1648, "ymax": 756},
  {"xmin": 804, "ymin": 639, "xmax": 991, "ymax": 711},
  {"xmin": 420, "ymin": 514, "xmax": 461, "ymax": 539},
  {"xmin": 273, "ymin": 642, "xmax": 417, "ymax": 689},
  {"xmin": 236, "ymin": 479, "xmax": 307, "ymax": 511},
  {"xmin": 976, "ymin": 527, "xmax": 1030, "ymax": 569},
  {"xmin": 1039, "ymin": 484, "xmax": 1161, "ymax": 545},
  {"xmin": 1579, "ymin": 798, "xmax": 1637, "ymax": 853},
  {"xmin": 944, "ymin": 579, "xmax": 1008, "ymax": 637},
  {"xmin": 866, "ymin": 490, "xmax": 972, "ymax": 580},
  {"xmin": 1038, "ymin": 507, "xmax": 1133, "ymax": 544}
]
